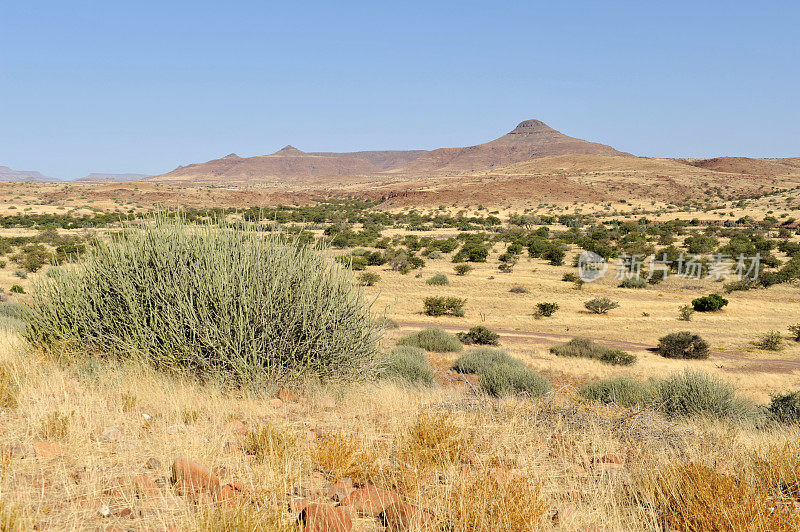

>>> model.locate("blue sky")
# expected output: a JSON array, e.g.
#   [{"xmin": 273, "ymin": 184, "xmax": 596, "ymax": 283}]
[{"xmin": 1, "ymin": 1, "xmax": 798, "ymax": 179}]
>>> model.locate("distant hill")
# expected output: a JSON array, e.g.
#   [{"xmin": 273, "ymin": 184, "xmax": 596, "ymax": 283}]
[
  {"xmin": 395, "ymin": 120, "xmax": 631, "ymax": 175},
  {"xmin": 76, "ymin": 173, "xmax": 151, "ymax": 183},
  {"xmin": 0, "ymin": 166, "xmax": 58, "ymax": 182},
  {"xmin": 149, "ymin": 119, "xmax": 631, "ymax": 185}
]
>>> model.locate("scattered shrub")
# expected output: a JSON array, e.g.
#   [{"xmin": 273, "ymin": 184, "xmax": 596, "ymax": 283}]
[
  {"xmin": 453, "ymin": 264, "xmax": 472, "ymax": 276},
  {"xmin": 24, "ymin": 216, "xmax": 383, "ymax": 385},
  {"xmin": 534, "ymin": 302, "xmax": 559, "ymax": 318},
  {"xmin": 691, "ymin": 293, "xmax": 728, "ymax": 312},
  {"xmin": 397, "ymin": 327, "xmax": 462, "ymax": 352},
  {"xmin": 754, "ymin": 330, "xmax": 783, "ymax": 351},
  {"xmin": 453, "ymin": 348, "xmax": 522, "ymax": 375},
  {"xmin": 723, "ymin": 279, "xmax": 756, "ymax": 293},
  {"xmin": 619, "ymin": 277, "xmax": 647, "ymax": 289},
  {"xmin": 598, "ymin": 349, "xmax": 637, "ymax": 366},
  {"xmin": 647, "ymin": 270, "xmax": 666, "ymax": 285},
  {"xmin": 788, "ymin": 324, "xmax": 800, "ymax": 342},
  {"xmin": 561, "ymin": 272, "xmax": 578, "ymax": 282},
  {"xmin": 423, "ymin": 296, "xmax": 466, "ymax": 317},
  {"xmin": 767, "ymin": 390, "xmax": 800, "ymax": 425},
  {"xmin": 480, "ymin": 364, "xmax": 551, "ymax": 397},
  {"xmin": 381, "ymin": 346, "xmax": 436, "ymax": 386},
  {"xmin": 358, "ymin": 271, "xmax": 381, "ymax": 286},
  {"xmin": 456, "ymin": 325, "xmax": 499, "ymax": 346},
  {"xmin": 550, "ymin": 337, "xmax": 636, "ymax": 366},
  {"xmin": 584, "ymin": 297, "xmax": 620, "ymax": 314},
  {"xmin": 653, "ymin": 370, "xmax": 750, "ymax": 420},
  {"xmin": 677, "ymin": 304, "xmax": 695, "ymax": 321},
  {"xmin": 580, "ymin": 377, "xmax": 654, "ymax": 406},
  {"xmin": 426, "ymin": 273, "xmax": 450, "ymax": 286},
  {"xmin": 657, "ymin": 332, "xmax": 709, "ymax": 359},
  {"xmin": 508, "ymin": 285, "xmax": 529, "ymax": 294},
  {"xmin": 9, "ymin": 285, "xmax": 24, "ymax": 294}
]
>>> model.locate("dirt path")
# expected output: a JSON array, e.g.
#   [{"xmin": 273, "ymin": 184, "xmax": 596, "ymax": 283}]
[{"xmin": 396, "ymin": 320, "xmax": 800, "ymax": 373}]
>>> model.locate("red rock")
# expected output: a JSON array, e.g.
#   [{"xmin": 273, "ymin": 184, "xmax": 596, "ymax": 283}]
[
  {"xmin": 299, "ymin": 502, "xmax": 352, "ymax": 532},
  {"xmin": 327, "ymin": 479, "xmax": 354, "ymax": 502},
  {"xmin": 288, "ymin": 497, "xmax": 309, "ymax": 514},
  {"xmin": 340, "ymin": 486, "xmax": 401, "ymax": 517},
  {"xmin": 133, "ymin": 474, "xmax": 159, "ymax": 498},
  {"xmin": 214, "ymin": 483, "xmax": 244, "ymax": 506},
  {"xmin": 171, "ymin": 457, "xmax": 220, "ymax": 497},
  {"xmin": 598, "ymin": 453, "xmax": 624, "ymax": 465},
  {"xmin": 277, "ymin": 387, "xmax": 298, "ymax": 403},
  {"xmin": 32, "ymin": 441, "xmax": 63, "ymax": 458},
  {"xmin": 113, "ymin": 507, "xmax": 135, "ymax": 519},
  {"xmin": 381, "ymin": 502, "xmax": 435, "ymax": 531}
]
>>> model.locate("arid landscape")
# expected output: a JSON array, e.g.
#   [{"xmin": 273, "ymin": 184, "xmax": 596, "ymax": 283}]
[{"xmin": 1, "ymin": 111, "xmax": 800, "ymax": 531}]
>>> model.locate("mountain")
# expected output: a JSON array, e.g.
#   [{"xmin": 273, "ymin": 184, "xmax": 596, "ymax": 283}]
[
  {"xmin": 149, "ymin": 119, "xmax": 631, "ymax": 185},
  {"xmin": 395, "ymin": 119, "xmax": 631, "ymax": 175},
  {"xmin": 151, "ymin": 146, "xmax": 385, "ymax": 185},
  {"xmin": 76, "ymin": 173, "xmax": 152, "ymax": 183},
  {"xmin": 0, "ymin": 166, "xmax": 58, "ymax": 182}
]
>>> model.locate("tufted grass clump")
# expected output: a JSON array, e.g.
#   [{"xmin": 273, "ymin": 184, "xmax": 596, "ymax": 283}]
[
  {"xmin": 653, "ymin": 370, "xmax": 753, "ymax": 420},
  {"xmin": 381, "ymin": 346, "xmax": 436, "ymax": 387},
  {"xmin": 23, "ymin": 215, "xmax": 383, "ymax": 385},
  {"xmin": 580, "ymin": 377, "xmax": 655, "ymax": 407},
  {"xmin": 453, "ymin": 348, "xmax": 549, "ymax": 397},
  {"xmin": 550, "ymin": 337, "xmax": 636, "ymax": 366},
  {"xmin": 453, "ymin": 348, "xmax": 522, "ymax": 375},
  {"xmin": 426, "ymin": 273, "xmax": 450, "ymax": 286},
  {"xmin": 397, "ymin": 327, "xmax": 462, "ymax": 352}
]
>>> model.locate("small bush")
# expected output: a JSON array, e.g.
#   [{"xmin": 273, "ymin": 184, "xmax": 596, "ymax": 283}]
[
  {"xmin": 9, "ymin": 285, "xmax": 24, "ymax": 294},
  {"xmin": 723, "ymin": 279, "xmax": 756, "ymax": 293},
  {"xmin": 381, "ymin": 346, "xmax": 436, "ymax": 387},
  {"xmin": 456, "ymin": 325, "xmax": 499, "ymax": 346},
  {"xmin": 691, "ymin": 293, "xmax": 728, "ymax": 312},
  {"xmin": 580, "ymin": 377, "xmax": 654, "ymax": 406},
  {"xmin": 534, "ymin": 302, "xmax": 559, "ymax": 318},
  {"xmin": 767, "ymin": 390, "xmax": 800, "ymax": 424},
  {"xmin": 653, "ymin": 370, "xmax": 750, "ymax": 420},
  {"xmin": 453, "ymin": 264, "xmax": 472, "ymax": 276},
  {"xmin": 657, "ymin": 332, "xmax": 709, "ymax": 359},
  {"xmin": 788, "ymin": 323, "xmax": 800, "ymax": 342},
  {"xmin": 479, "ymin": 364, "xmax": 551, "ymax": 397},
  {"xmin": 677, "ymin": 304, "xmax": 695, "ymax": 321},
  {"xmin": 647, "ymin": 270, "xmax": 666, "ymax": 285},
  {"xmin": 358, "ymin": 272, "xmax": 381, "ymax": 286},
  {"xmin": 397, "ymin": 327, "xmax": 463, "ymax": 352},
  {"xmin": 561, "ymin": 272, "xmax": 578, "ymax": 282},
  {"xmin": 550, "ymin": 337, "xmax": 610, "ymax": 359},
  {"xmin": 755, "ymin": 330, "xmax": 783, "ymax": 351},
  {"xmin": 584, "ymin": 297, "xmax": 620, "ymax": 314},
  {"xmin": 423, "ymin": 296, "xmax": 466, "ymax": 317},
  {"xmin": 453, "ymin": 348, "xmax": 522, "ymax": 375},
  {"xmin": 426, "ymin": 273, "xmax": 450, "ymax": 286},
  {"xmin": 619, "ymin": 277, "xmax": 647, "ymax": 289},
  {"xmin": 508, "ymin": 285, "xmax": 529, "ymax": 294},
  {"xmin": 598, "ymin": 349, "xmax": 637, "ymax": 366}
]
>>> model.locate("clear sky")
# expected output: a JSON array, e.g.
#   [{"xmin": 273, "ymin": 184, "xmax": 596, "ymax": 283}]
[{"xmin": 1, "ymin": 1, "xmax": 798, "ymax": 179}]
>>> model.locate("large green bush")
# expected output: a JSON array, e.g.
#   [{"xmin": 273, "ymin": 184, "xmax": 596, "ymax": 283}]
[
  {"xmin": 653, "ymin": 370, "xmax": 751, "ymax": 420},
  {"xmin": 397, "ymin": 327, "xmax": 462, "ymax": 352},
  {"xmin": 550, "ymin": 337, "xmax": 636, "ymax": 366},
  {"xmin": 479, "ymin": 364, "xmax": 551, "ymax": 397},
  {"xmin": 452, "ymin": 348, "xmax": 522, "ymax": 374},
  {"xmin": 456, "ymin": 325, "xmax": 499, "ymax": 346},
  {"xmin": 657, "ymin": 332, "xmax": 709, "ymax": 359},
  {"xmin": 423, "ymin": 296, "xmax": 466, "ymax": 317},
  {"xmin": 767, "ymin": 390, "xmax": 800, "ymax": 425},
  {"xmin": 23, "ymin": 216, "xmax": 383, "ymax": 385},
  {"xmin": 381, "ymin": 346, "xmax": 436, "ymax": 387},
  {"xmin": 691, "ymin": 293, "xmax": 728, "ymax": 312}
]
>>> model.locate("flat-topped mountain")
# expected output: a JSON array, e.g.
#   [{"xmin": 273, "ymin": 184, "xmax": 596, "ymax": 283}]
[
  {"xmin": 76, "ymin": 173, "xmax": 152, "ymax": 183},
  {"xmin": 0, "ymin": 166, "xmax": 58, "ymax": 182}
]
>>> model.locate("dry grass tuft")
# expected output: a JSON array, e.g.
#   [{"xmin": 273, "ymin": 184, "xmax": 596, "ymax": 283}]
[
  {"xmin": 242, "ymin": 424, "xmax": 299, "ymax": 464},
  {"xmin": 750, "ymin": 441, "xmax": 800, "ymax": 500},
  {"xmin": 646, "ymin": 461, "xmax": 800, "ymax": 531},
  {"xmin": 0, "ymin": 363, "xmax": 19, "ymax": 409},
  {"xmin": 198, "ymin": 503, "xmax": 293, "ymax": 532},
  {"xmin": 398, "ymin": 412, "xmax": 474, "ymax": 468},
  {"xmin": 0, "ymin": 500, "xmax": 21, "ymax": 532},
  {"xmin": 312, "ymin": 431, "xmax": 383, "ymax": 485},
  {"xmin": 38, "ymin": 411, "xmax": 70, "ymax": 440}
]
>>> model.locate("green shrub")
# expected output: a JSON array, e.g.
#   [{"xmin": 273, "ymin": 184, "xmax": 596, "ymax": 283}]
[
  {"xmin": 723, "ymin": 279, "xmax": 756, "ymax": 293},
  {"xmin": 397, "ymin": 327, "xmax": 462, "ymax": 352},
  {"xmin": 456, "ymin": 325, "xmax": 499, "ymax": 346},
  {"xmin": 619, "ymin": 277, "xmax": 647, "ymax": 289},
  {"xmin": 0, "ymin": 302, "xmax": 25, "ymax": 321},
  {"xmin": 534, "ymin": 302, "xmax": 559, "ymax": 318},
  {"xmin": 561, "ymin": 272, "xmax": 578, "ymax": 283},
  {"xmin": 691, "ymin": 293, "xmax": 728, "ymax": 312},
  {"xmin": 508, "ymin": 285, "xmax": 529, "ymax": 294},
  {"xmin": 551, "ymin": 337, "xmax": 636, "ymax": 366},
  {"xmin": 754, "ymin": 331, "xmax": 783, "ymax": 351},
  {"xmin": 453, "ymin": 348, "xmax": 522, "ymax": 375},
  {"xmin": 678, "ymin": 305, "xmax": 695, "ymax": 321},
  {"xmin": 550, "ymin": 337, "xmax": 610, "ymax": 359},
  {"xmin": 423, "ymin": 296, "xmax": 466, "ymax": 317},
  {"xmin": 23, "ymin": 216, "xmax": 382, "ymax": 385},
  {"xmin": 9, "ymin": 285, "xmax": 24, "ymax": 294},
  {"xmin": 598, "ymin": 349, "xmax": 637, "ymax": 366},
  {"xmin": 647, "ymin": 270, "xmax": 666, "ymax": 285},
  {"xmin": 788, "ymin": 324, "xmax": 800, "ymax": 342},
  {"xmin": 381, "ymin": 346, "xmax": 436, "ymax": 387},
  {"xmin": 454, "ymin": 264, "xmax": 472, "ymax": 276},
  {"xmin": 580, "ymin": 377, "xmax": 654, "ymax": 406},
  {"xmin": 479, "ymin": 364, "xmax": 550, "ymax": 397},
  {"xmin": 426, "ymin": 273, "xmax": 450, "ymax": 286},
  {"xmin": 584, "ymin": 297, "xmax": 620, "ymax": 314},
  {"xmin": 358, "ymin": 271, "xmax": 381, "ymax": 286},
  {"xmin": 767, "ymin": 390, "xmax": 800, "ymax": 424},
  {"xmin": 657, "ymin": 332, "xmax": 709, "ymax": 359},
  {"xmin": 653, "ymin": 370, "xmax": 750, "ymax": 420}
]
